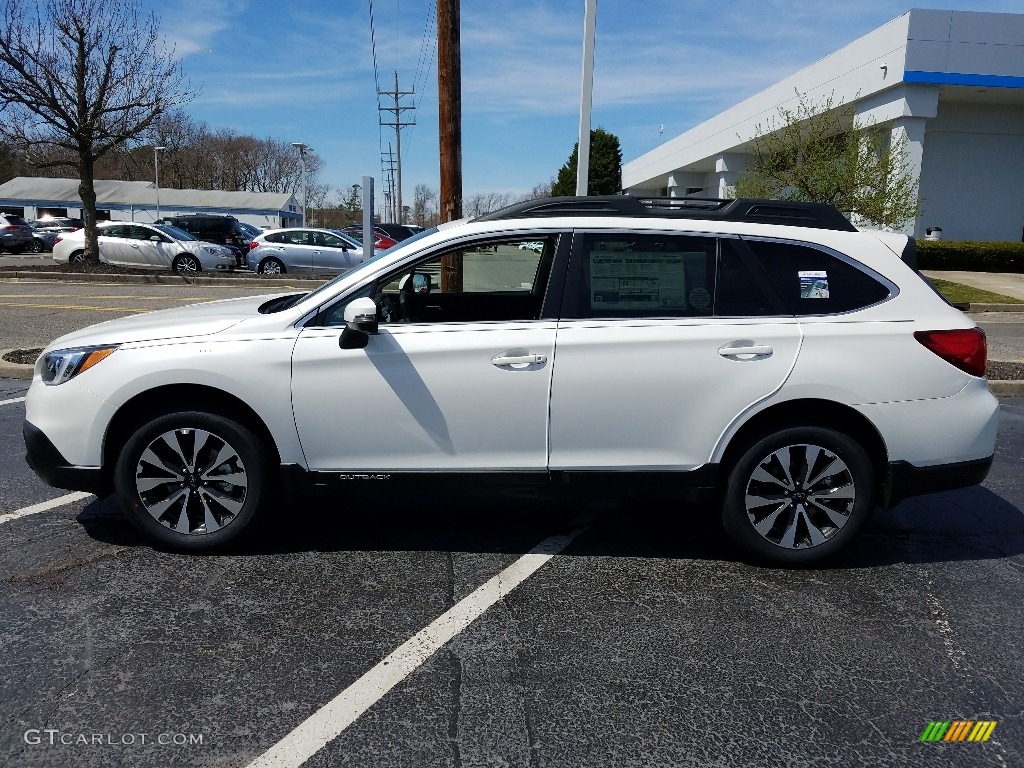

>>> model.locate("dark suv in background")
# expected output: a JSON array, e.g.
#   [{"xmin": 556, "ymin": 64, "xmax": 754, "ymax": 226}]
[
  {"xmin": 155, "ymin": 214, "xmax": 253, "ymax": 265},
  {"xmin": 0, "ymin": 212, "xmax": 34, "ymax": 254}
]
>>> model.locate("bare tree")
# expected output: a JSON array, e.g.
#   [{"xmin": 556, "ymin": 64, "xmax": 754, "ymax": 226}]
[
  {"xmin": 463, "ymin": 192, "xmax": 516, "ymax": 217},
  {"xmin": 0, "ymin": 0, "xmax": 194, "ymax": 261},
  {"xmin": 412, "ymin": 184, "xmax": 439, "ymax": 227}
]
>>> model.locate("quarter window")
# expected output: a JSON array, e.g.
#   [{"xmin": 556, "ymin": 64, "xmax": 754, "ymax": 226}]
[{"xmin": 744, "ymin": 239, "xmax": 891, "ymax": 314}]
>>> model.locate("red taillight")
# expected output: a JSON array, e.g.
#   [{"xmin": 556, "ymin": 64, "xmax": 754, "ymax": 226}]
[
  {"xmin": 249, "ymin": 241, "xmax": 259, "ymax": 251},
  {"xmin": 914, "ymin": 328, "xmax": 987, "ymax": 377},
  {"xmin": 54, "ymin": 235, "xmax": 63, "ymax": 244}
]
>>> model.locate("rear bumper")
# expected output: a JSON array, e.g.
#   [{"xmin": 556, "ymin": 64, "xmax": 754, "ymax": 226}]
[
  {"xmin": 23, "ymin": 420, "xmax": 106, "ymax": 496},
  {"xmin": 882, "ymin": 455, "xmax": 993, "ymax": 508}
]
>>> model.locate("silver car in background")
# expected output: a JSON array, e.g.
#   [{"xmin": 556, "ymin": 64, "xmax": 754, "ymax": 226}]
[
  {"xmin": 246, "ymin": 228, "xmax": 368, "ymax": 275},
  {"xmin": 52, "ymin": 222, "xmax": 239, "ymax": 273}
]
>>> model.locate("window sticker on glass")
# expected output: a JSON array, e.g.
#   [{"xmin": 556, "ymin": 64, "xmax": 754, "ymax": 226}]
[
  {"xmin": 590, "ymin": 249, "xmax": 686, "ymax": 310},
  {"xmin": 799, "ymin": 270, "xmax": 830, "ymax": 299}
]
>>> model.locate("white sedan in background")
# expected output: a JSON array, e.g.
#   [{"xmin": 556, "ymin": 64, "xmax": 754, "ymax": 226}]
[{"xmin": 52, "ymin": 222, "xmax": 239, "ymax": 273}]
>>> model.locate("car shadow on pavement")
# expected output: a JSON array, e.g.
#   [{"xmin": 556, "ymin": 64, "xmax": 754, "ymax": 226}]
[{"xmin": 74, "ymin": 484, "xmax": 1024, "ymax": 569}]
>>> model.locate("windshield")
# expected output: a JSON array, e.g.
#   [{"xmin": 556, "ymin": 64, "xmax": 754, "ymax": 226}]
[
  {"xmin": 299, "ymin": 226, "xmax": 440, "ymax": 306},
  {"xmin": 155, "ymin": 224, "xmax": 197, "ymax": 241}
]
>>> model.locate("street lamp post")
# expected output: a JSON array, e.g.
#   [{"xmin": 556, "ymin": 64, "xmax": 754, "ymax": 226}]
[
  {"xmin": 153, "ymin": 146, "xmax": 166, "ymax": 220},
  {"xmin": 291, "ymin": 142, "xmax": 309, "ymax": 227}
]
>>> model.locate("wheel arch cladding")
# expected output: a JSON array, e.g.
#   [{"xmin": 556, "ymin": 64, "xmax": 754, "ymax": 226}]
[
  {"xmin": 101, "ymin": 384, "xmax": 281, "ymax": 494},
  {"xmin": 719, "ymin": 398, "xmax": 889, "ymax": 494}
]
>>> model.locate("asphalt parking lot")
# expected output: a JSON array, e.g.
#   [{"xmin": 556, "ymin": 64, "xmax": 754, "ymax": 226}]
[
  {"xmin": 1, "ymin": 276, "xmax": 1023, "ymax": 767},
  {"xmin": 2, "ymin": 386, "xmax": 1024, "ymax": 767}
]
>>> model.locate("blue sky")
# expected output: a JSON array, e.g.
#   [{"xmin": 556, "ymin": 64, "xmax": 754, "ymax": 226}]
[{"xmin": 153, "ymin": 0, "xmax": 1019, "ymax": 203}]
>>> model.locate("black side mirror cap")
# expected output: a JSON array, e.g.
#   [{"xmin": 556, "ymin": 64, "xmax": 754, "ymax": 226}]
[{"xmin": 340, "ymin": 327, "xmax": 369, "ymax": 349}]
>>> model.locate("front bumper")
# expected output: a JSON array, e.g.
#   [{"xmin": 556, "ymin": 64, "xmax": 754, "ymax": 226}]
[{"xmin": 24, "ymin": 420, "xmax": 106, "ymax": 495}]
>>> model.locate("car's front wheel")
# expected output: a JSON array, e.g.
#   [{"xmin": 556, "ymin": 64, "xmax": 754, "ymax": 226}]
[
  {"xmin": 721, "ymin": 427, "xmax": 875, "ymax": 564},
  {"xmin": 172, "ymin": 254, "xmax": 202, "ymax": 273},
  {"xmin": 114, "ymin": 411, "xmax": 273, "ymax": 551}
]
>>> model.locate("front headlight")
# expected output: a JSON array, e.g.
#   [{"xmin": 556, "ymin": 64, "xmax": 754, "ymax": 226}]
[
  {"xmin": 202, "ymin": 246, "xmax": 218, "ymax": 254},
  {"xmin": 40, "ymin": 345, "xmax": 118, "ymax": 386}
]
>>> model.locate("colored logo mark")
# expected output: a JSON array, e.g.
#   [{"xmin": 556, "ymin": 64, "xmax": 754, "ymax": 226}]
[{"xmin": 921, "ymin": 720, "xmax": 997, "ymax": 742}]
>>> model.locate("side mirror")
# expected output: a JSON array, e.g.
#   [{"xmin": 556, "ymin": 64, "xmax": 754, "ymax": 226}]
[{"xmin": 340, "ymin": 296, "xmax": 378, "ymax": 349}]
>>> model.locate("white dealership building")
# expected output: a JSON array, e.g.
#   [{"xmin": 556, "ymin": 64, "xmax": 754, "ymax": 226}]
[{"xmin": 622, "ymin": 9, "xmax": 1024, "ymax": 241}]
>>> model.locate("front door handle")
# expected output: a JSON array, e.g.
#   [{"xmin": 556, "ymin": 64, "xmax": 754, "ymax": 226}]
[
  {"xmin": 491, "ymin": 350, "xmax": 547, "ymax": 367},
  {"xmin": 719, "ymin": 343, "xmax": 773, "ymax": 357},
  {"xmin": 130, "ymin": 243, "xmax": 140, "ymax": 249}
]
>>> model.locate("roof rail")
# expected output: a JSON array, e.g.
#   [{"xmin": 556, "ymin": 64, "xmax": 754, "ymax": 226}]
[{"xmin": 472, "ymin": 195, "xmax": 857, "ymax": 232}]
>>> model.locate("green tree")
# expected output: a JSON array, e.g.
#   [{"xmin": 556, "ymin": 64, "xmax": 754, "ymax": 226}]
[
  {"xmin": 734, "ymin": 92, "xmax": 919, "ymax": 229},
  {"xmin": 551, "ymin": 128, "xmax": 622, "ymax": 196},
  {"xmin": 0, "ymin": 0, "xmax": 194, "ymax": 262}
]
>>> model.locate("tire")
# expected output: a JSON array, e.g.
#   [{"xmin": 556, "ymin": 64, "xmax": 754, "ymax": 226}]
[
  {"xmin": 259, "ymin": 257, "xmax": 286, "ymax": 275},
  {"xmin": 172, "ymin": 254, "xmax": 202, "ymax": 273},
  {"xmin": 721, "ymin": 427, "xmax": 875, "ymax": 565},
  {"xmin": 30, "ymin": 239, "xmax": 43, "ymax": 253},
  {"xmin": 114, "ymin": 411, "xmax": 273, "ymax": 551},
  {"xmin": 69, "ymin": 250, "xmax": 86, "ymax": 264}
]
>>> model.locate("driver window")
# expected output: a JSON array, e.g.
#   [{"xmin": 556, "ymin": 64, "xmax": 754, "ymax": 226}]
[
  {"xmin": 376, "ymin": 238, "xmax": 553, "ymax": 324},
  {"xmin": 315, "ymin": 236, "xmax": 556, "ymax": 327},
  {"xmin": 129, "ymin": 225, "xmax": 159, "ymax": 241}
]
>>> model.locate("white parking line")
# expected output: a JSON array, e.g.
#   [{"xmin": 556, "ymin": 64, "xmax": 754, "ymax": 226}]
[
  {"xmin": 0, "ymin": 396, "xmax": 27, "ymax": 407},
  {"xmin": 0, "ymin": 491, "xmax": 93, "ymax": 525},
  {"xmin": 245, "ymin": 528, "xmax": 585, "ymax": 768}
]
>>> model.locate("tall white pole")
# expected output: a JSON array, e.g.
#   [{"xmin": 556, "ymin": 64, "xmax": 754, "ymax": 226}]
[
  {"xmin": 154, "ymin": 146, "xmax": 165, "ymax": 220},
  {"xmin": 292, "ymin": 142, "xmax": 309, "ymax": 226},
  {"xmin": 575, "ymin": 0, "xmax": 597, "ymax": 196}
]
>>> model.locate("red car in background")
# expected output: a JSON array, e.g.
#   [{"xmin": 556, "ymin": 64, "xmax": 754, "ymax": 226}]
[{"xmin": 337, "ymin": 226, "xmax": 399, "ymax": 251}]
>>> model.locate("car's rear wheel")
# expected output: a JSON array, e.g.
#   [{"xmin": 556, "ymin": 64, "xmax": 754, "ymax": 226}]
[
  {"xmin": 69, "ymin": 250, "xmax": 86, "ymax": 263},
  {"xmin": 259, "ymin": 257, "xmax": 285, "ymax": 275},
  {"xmin": 114, "ymin": 411, "xmax": 273, "ymax": 551},
  {"xmin": 29, "ymin": 239, "xmax": 43, "ymax": 253},
  {"xmin": 172, "ymin": 254, "xmax": 201, "ymax": 273},
  {"xmin": 721, "ymin": 427, "xmax": 875, "ymax": 564}
]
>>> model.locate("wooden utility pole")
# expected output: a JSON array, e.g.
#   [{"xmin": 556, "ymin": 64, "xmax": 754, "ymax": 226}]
[
  {"xmin": 437, "ymin": 0, "xmax": 462, "ymax": 224},
  {"xmin": 437, "ymin": 0, "xmax": 463, "ymax": 292}
]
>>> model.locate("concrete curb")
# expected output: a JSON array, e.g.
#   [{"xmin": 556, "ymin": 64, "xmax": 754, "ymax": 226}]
[
  {"xmin": 2, "ymin": 270, "xmax": 325, "ymax": 288},
  {"xmin": 968, "ymin": 303, "xmax": 1024, "ymax": 313},
  {"xmin": 0, "ymin": 348, "xmax": 37, "ymax": 380}
]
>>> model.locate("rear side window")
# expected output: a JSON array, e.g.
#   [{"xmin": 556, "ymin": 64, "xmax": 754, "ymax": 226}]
[{"xmin": 744, "ymin": 239, "xmax": 891, "ymax": 314}]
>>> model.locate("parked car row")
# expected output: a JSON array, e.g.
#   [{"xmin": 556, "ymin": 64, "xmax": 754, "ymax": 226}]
[{"xmin": 50, "ymin": 221, "xmax": 378, "ymax": 275}]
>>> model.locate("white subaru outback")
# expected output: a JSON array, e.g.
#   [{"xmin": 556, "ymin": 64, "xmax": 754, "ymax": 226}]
[{"xmin": 24, "ymin": 197, "xmax": 998, "ymax": 564}]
